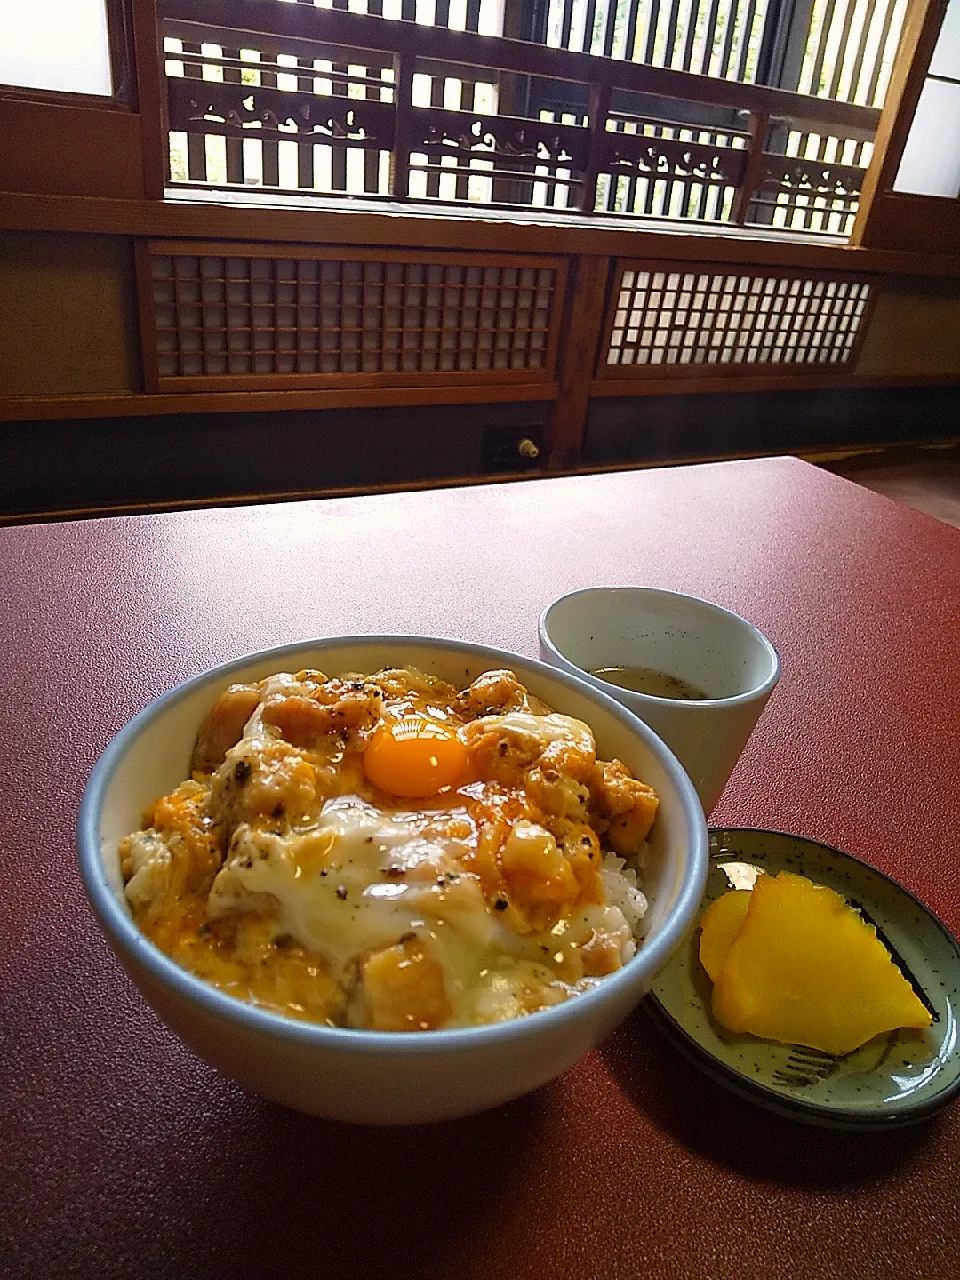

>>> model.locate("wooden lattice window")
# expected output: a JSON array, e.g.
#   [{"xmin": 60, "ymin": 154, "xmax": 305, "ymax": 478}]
[
  {"xmin": 599, "ymin": 263, "xmax": 875, "ymax": 375},
  {"xmin": 139, "ymin": 241, "xmax": 565, "ymax": 392}
]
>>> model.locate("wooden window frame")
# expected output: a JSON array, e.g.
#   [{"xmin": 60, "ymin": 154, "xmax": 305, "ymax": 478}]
[
  {"xmin": 853, "ymin": 0, "xmax": 960, "ymax": 252},
  {"xmin": 0, "ymin": 0, "xmax": 137, "ymax": 109}
]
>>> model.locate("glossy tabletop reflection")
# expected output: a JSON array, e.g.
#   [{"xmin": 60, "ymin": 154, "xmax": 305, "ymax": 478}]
[{"xmin": 2, "ymin": 456, "xmax": 959, "ymax": 1279}]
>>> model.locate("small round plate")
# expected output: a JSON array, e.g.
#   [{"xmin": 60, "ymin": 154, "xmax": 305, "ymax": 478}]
[{"xmin": 646, "ymin": 829, "xmax": 960, "ymax": 1129}]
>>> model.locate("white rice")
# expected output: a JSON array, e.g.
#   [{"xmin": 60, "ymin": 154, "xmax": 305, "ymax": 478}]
[{"xmin": 600, "ymin": 853, "xmax": 650, "ymax": 940}]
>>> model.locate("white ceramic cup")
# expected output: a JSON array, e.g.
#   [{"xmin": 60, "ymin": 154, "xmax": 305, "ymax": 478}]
[{"xmin": 539, "ymin": 587, "xmax": 780, "ymax": 815}]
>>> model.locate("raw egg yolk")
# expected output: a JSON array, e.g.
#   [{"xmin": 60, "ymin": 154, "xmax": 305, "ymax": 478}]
[{"xmin": 363, "ymin": 717, "xmax": 468, "ymax": 798}]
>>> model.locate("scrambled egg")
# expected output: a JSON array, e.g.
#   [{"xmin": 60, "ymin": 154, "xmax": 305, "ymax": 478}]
[{"xmin": 120, "ymin": 667, "xmax": 659, "ymax": 1031}]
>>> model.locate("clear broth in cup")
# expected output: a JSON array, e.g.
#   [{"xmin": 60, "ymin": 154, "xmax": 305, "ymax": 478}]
[{"xmin": 591, "ymin": 666, "xmax": 708, "ymax": 701}]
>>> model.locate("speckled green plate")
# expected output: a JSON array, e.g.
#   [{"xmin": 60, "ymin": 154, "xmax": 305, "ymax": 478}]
[{"xmin": 646, "ymin": 829, "xmax": 960, "ymax": 1129}]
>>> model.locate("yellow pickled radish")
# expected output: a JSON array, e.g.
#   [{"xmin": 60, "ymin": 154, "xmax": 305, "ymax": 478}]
[
  {"xmin": 698, "ymin": 890, "xmax": 752, "ymax": 982},
  {"xmin": 711, "ymin": 871, "xmax": 932, "ymax": 1055}
]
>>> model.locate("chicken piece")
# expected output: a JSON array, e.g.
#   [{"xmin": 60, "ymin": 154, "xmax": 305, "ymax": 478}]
[
  {"xmin": 291, "ymin": 668, "xmax": 329, "ymax": 688},
  {"xmin": 556, "ymin": 820, "xmax": 604, "ymax": 905},
  {"xmin": 122, "ymin": 781, "xmax": 221, "ymax": 933},
  {"xmin": 242, "ymin": 936, "xmax": 346, "ymax": 1025},
  {"xmin": 468, "ymin": 960, "xmax": 572, "ymax": 1023},
  {"xmin": 607, "ymin": 801, "xmax": 659, "ymax": 859},
  {"xmin": 497, "ymin": 820, "xmax": 580, "ymax": 934},
  {"xmin": 579, "ymin": 928, "xmax": 626, "ymax": 977},
  {"xmin": 461, "ymin": 711, "xmax": 596, "ymax": 787},
  {"xmin": 457, "ymin": 669, "xmax": 529, "ymax": 717},
  {"xmin": 459, "ymin": 813, "xmax": 508, "ymax": 907},
  {"xmin": 462, "ymin": 722, "xmax": 544, "ymax": 785},
  {"xmin": 456, "ymin": 669, "xmax": 556, "ymax": 718},
  {"xmin": 360, "ymin": 935, "xmax": 450, "ymax": 1031},
  {"xmin": 589, "ymin": 760, "xmax": 659, "ymax": 856},
  {"xmin": 539, "ymin": 734, "xmax": 596, "ymax": 781},
  {"xmin": 210, "ymin": 738, "xmax": 321, "ymax": 839},
  {"xmin": 261, "ymin": 678, "xmax": 383, "ymax": 749},
  {"xmin": 524, "ymin": 764, "xmax": 591, "ymax": 822},
  {"xmin": 205, "ymin": 823, "xmax": 285, "ymax": 922},
  {"xmin": 192, "ymin": 684, "xmax": 262, "ymax": 773},
  {"xmin": 121, "ymin": 829, "xmax": 173, "ymax": 914},
  {"xmin": 369, "ymin": 666, "xmax": 459, "ymax": 703}
]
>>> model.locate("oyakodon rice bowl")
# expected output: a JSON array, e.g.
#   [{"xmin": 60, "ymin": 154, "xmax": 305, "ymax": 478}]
[{"xmin": 79, "ymin": 638, "xmax": 708, "ymax": 1124}]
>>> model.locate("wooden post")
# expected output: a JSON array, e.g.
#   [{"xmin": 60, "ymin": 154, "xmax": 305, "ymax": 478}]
[
  {"xmin": 222, "ymin": 44, "xmax": 245, "ymax": 187},
  {"xmin": 390, "ymin": 53, "xmax": 413, "ymax": 200},
  {"xmin": 852, "ymin": 0, "xmax": 949, "ymax": 247},
  {"xmin": 543, "ymin": 254, "xmax": 611, "ymax": 471},
  {"xmin": 731, "ymin": 112, "xmax": 770, "ymax": 226},
  {"xmin": 134, "ymin": 240, "xmax": 163, "ymax": 394},
  {"xmin": 578, "ymin": 82, "xmax": 613, "ymax": 214},
  {"xmin": 131, "ymin": 0, "xmax": 169, "ymax": 198},
  {"xmin": 295, "ymin": 0, "xmax": 316, "ymax": 193}
]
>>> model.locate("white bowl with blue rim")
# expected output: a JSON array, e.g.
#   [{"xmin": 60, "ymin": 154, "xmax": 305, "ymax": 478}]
[{"xmin": 77, "ymin": 636, "xmax": 708, "ymax": 1125}]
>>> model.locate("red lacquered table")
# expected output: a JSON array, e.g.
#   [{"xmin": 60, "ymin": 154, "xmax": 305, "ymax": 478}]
[{"xmin": 3, "ymin": 456, "xmax": 959, "ymax": 1280}]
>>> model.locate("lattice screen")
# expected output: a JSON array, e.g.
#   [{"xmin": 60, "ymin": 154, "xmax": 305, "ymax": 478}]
[
  {"xmin": 142, "ymin": 243, "xmax": 564, "ymax": 390},
  {"xmin": 601, "ymin": 264, "xmax": 874, "ymax": 374}
]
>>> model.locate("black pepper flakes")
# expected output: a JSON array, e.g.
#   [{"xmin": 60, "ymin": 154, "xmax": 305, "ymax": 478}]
[
  {"xmin": 234, "ymin": 760, "xmax": 251, "ymax": 784},
  {"xmin": 494, "ymin": 897, "xmax": 508, "ymax": 911},
  {"xmin": 336, "ymin": 885, "xmax": 348, "ymax": 900}
]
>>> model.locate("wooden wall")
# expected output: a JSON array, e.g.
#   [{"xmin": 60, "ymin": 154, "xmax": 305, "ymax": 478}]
[
  {"xmin": 856, "ymin": 280, "xmax": 960, "ymax": 378},
  {"xmin": 0, "ymin": 232, "xmax": 139, "ymax": 396},
  {"xmin": 0, "ymin": 223, "xmax": 958, "ymax": 520},
  {"xmin": 3, "ymin": 227, "xmax": 960, "ymax": 402}
]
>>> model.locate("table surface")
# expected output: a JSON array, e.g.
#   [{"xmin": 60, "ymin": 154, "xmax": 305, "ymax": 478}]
[{"xmin": 3, "ymin": 456, "xmax": 960, "ymax": 1280}]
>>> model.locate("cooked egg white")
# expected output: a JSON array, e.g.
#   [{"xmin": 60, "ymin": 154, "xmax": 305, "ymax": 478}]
[{"xmin": 206, "ymin": 794, "xmax": 632, "ymax": 1026}]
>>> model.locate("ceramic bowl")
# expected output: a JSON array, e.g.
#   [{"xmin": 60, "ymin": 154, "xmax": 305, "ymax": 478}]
[{"xmin": 77, "ymin": 636, "xmax": 708, "ymax": 1125}]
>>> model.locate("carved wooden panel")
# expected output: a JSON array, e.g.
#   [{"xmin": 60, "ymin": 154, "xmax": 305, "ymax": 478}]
[
  {"xmin": 167, "ymin": 76, "xmax": 396, "ymax": 148},
  {"xmin": 749, "ymin": 154, "xmax": 867, "ymax": 233},
  {"xmin": 594, "ymin": 124, "xmax": 750, "ymax": 222},
  {"xmin": 406, "ymin": 107, "xmax": 589, "ymax": 195},
  {"xmin": 597, "ymin": 132, "xmax": 748, "ymax": 187},
  {"xmin": 600, "ymin": 263, "xmax": 875, "ymax": 375},
  {"xmin": 140, "ymin": 242, "xmax": 565, "ymax": 392}
]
